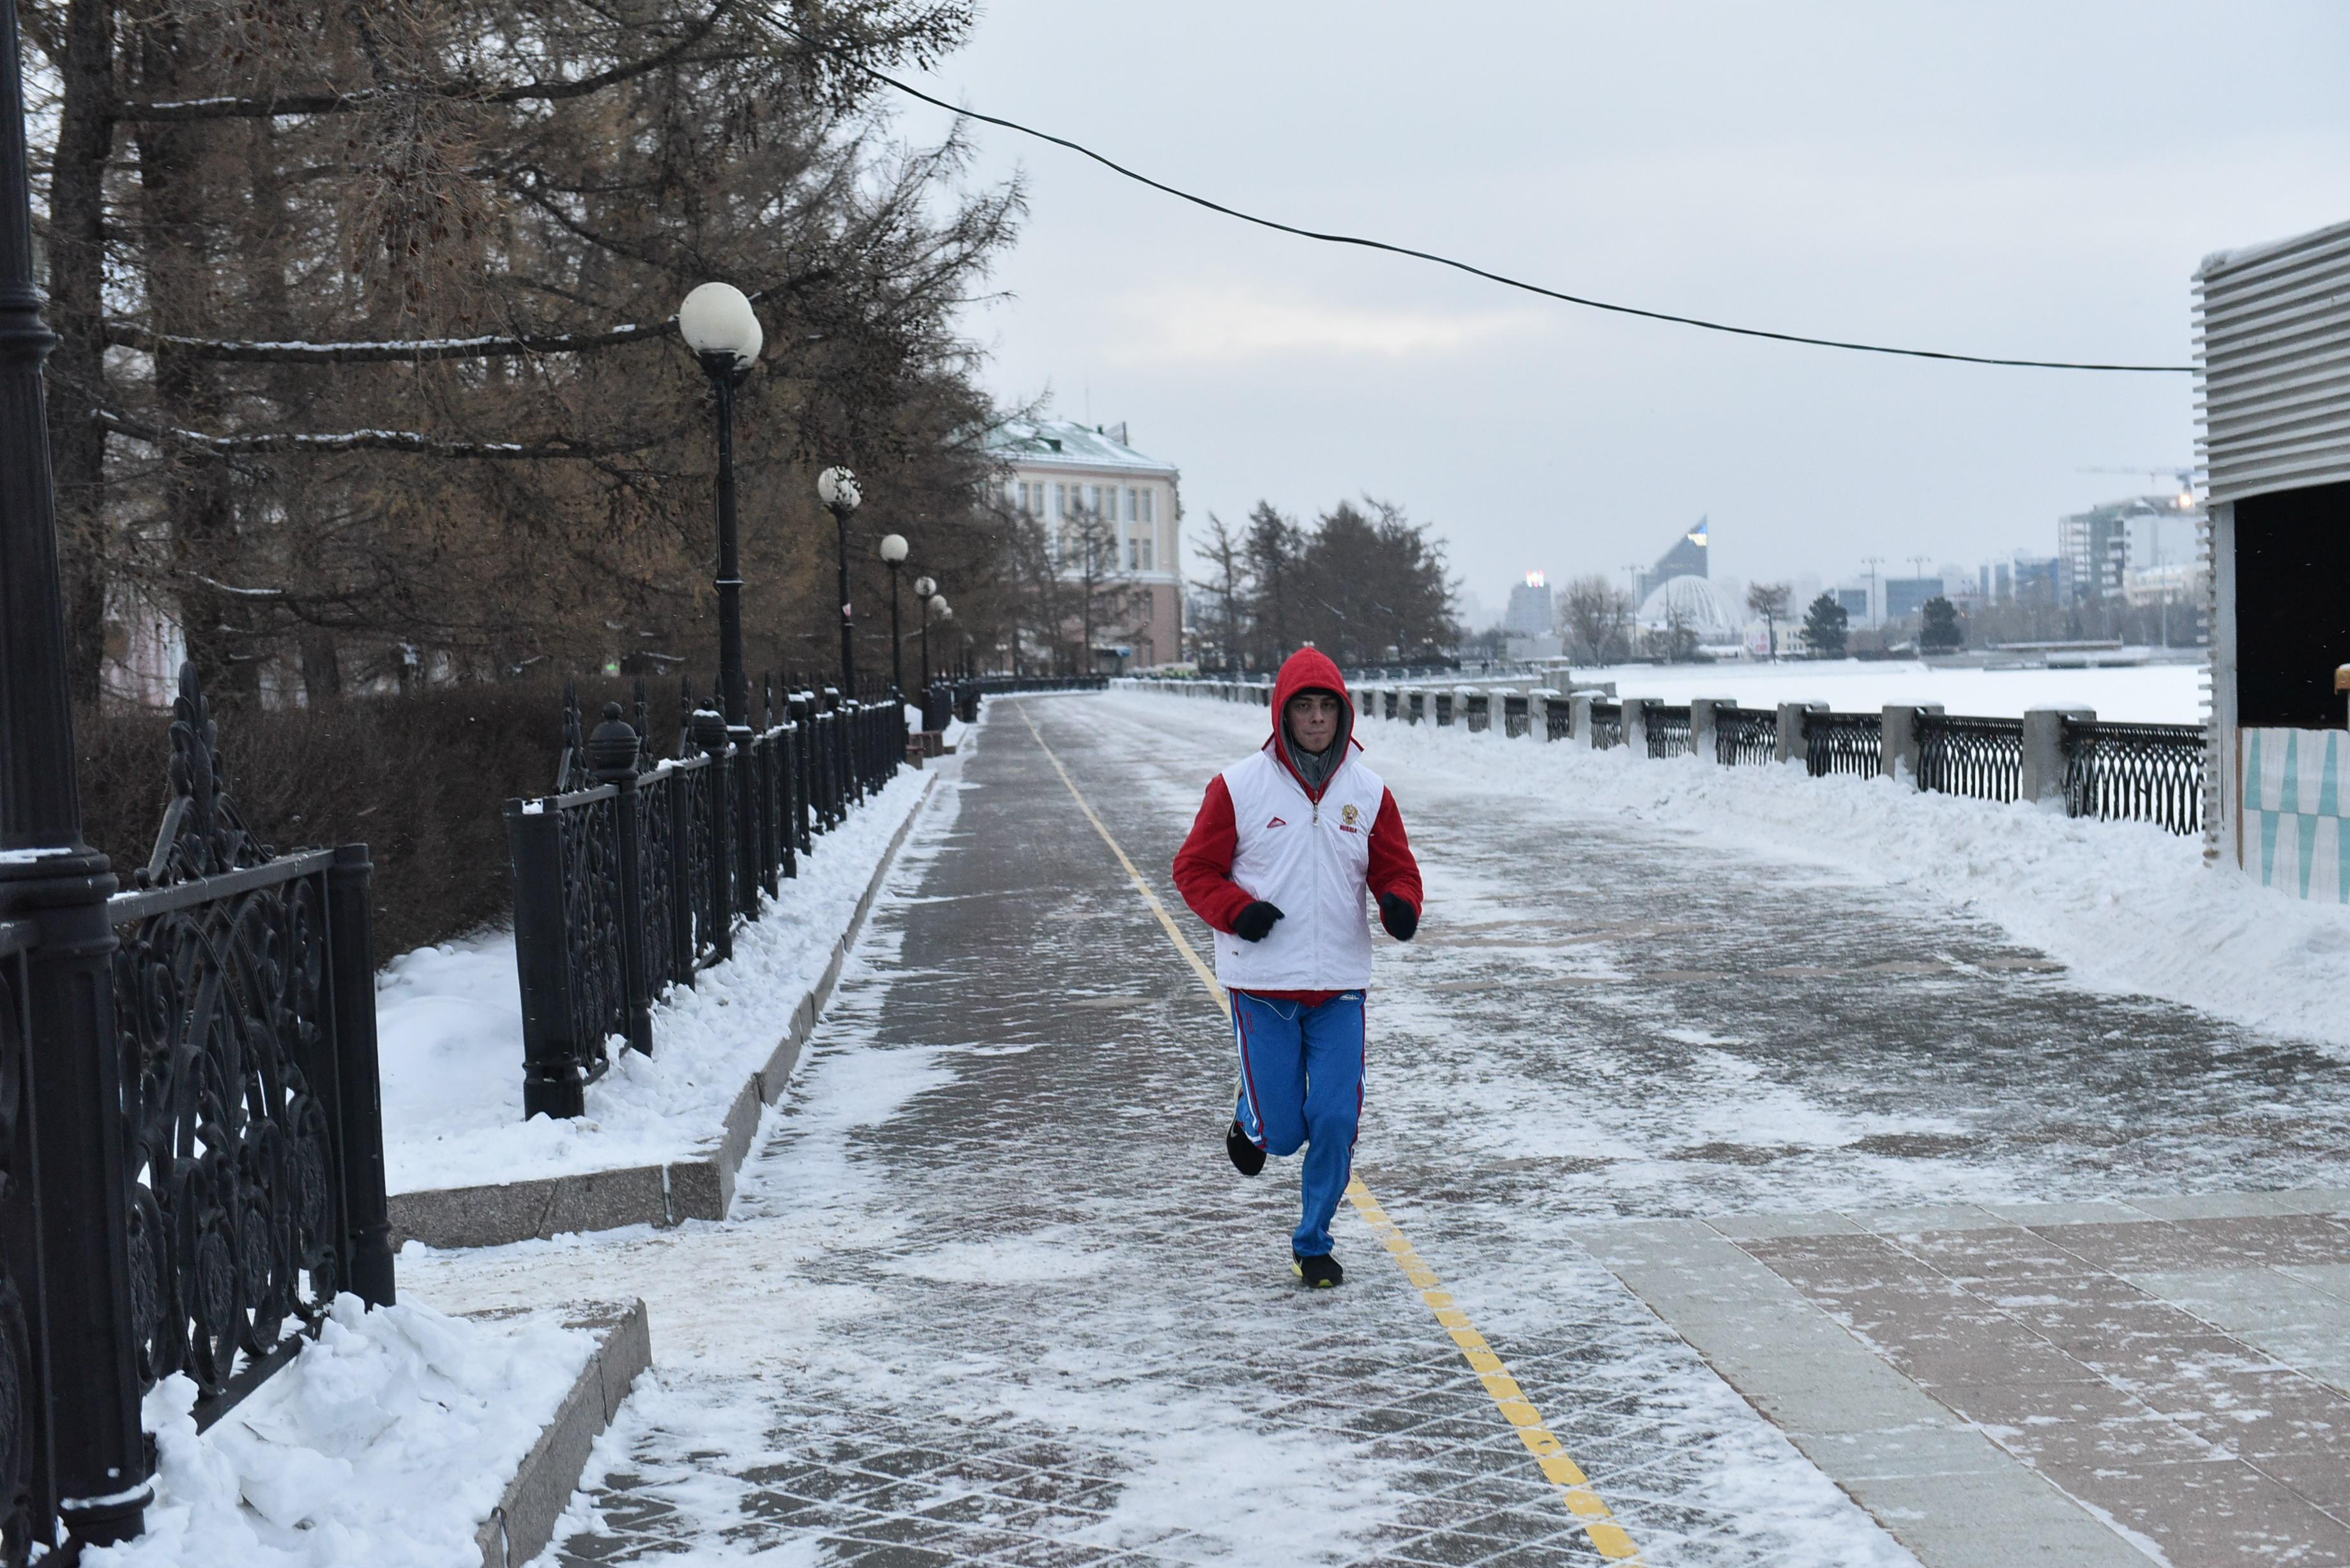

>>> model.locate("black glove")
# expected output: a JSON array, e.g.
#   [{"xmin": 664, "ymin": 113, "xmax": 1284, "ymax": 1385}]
[
  {"xmin": 1232, "ymin": 901, "xmax": 1284, "ymax": 942},
  {"xmin": 1379, "ymin": 893, "xmax": 1419, "ymax": 942}
]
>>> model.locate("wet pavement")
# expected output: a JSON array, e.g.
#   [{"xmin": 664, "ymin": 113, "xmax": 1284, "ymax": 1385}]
[{"xmin": 407, "ymin": 691, "xmax": 2350, "ymax": 1565}]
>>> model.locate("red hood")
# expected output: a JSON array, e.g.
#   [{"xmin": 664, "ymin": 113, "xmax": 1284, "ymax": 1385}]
[{"xmin": 1266, "ymin": 647, "xmax": 1358, "ymax": 796}]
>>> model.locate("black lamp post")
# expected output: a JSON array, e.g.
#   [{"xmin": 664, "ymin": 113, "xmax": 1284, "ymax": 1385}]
[
  {"xmin": 879, "ymin": 533, "xmax": 907, "ymax": 697},
  {"xmin": 913, "ymin": 575, "xmax": 937, "ymax": 690},
  {"xmin": 818, "ymin": 466, "xmax": 861, "ymax": 697},
  {"xmin": 1, "ymin": 4, "xmax": 153, "ymax": 1548},
  {"xmin": 676, "ymin": 282, "xmax": 763, "ymax": 731}
]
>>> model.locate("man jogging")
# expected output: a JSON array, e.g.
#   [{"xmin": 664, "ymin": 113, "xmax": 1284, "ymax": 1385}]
[{"xmin": 1173, "ymin": 648, "xmax": 1423, "ymax": 1288}]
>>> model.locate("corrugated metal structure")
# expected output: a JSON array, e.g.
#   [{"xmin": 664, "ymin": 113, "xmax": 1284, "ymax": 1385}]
[
  {"xmin": 2194, "ymin": 216, "xmax": 2350, "ymax": 898},
  {"xmin": 2195, "ymin": 218, "xmax": 2350, "ymax": 504}
]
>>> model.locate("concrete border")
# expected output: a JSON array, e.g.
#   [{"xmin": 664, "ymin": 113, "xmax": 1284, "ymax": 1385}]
[
  {"xmin": 472, "ymin": 1298, "xmax": 652, "ymax": 1568},
  {"xmin": 391, "ymin": 767, "xmax": 944, "ymax": 1249}
]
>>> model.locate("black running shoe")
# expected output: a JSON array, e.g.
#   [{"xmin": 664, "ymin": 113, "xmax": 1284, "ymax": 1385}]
[
  {"xmin": 1292, "ymin": 1251, "xmax": 1344, "ymax": 1289},
  {"xmin": 1225, "ymin": 1119, "xmax": 1266, "ymax": 1176}
]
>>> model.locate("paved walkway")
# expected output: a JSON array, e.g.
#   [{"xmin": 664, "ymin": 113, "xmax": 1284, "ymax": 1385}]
[{"xmin": 407, "ymin": 692, "xmax": 2350, "ymax": 1566}]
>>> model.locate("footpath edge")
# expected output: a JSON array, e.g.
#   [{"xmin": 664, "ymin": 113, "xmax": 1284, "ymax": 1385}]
[
  {"xmin": 469, "ymin": 1297, "xmax": 652, "ymax": 1568},
  {"xmin": 392, "ymin": 765, "xmax": 944, "ymax": 1249}
]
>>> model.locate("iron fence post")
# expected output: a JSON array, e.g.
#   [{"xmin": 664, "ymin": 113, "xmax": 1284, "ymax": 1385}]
[
  {"xmin": 0, "ymin": 1, "xmax": 151, "ymax": 1541},
  {"xmin": 588, "ymin": 707, "xmax": 655, "ymax": 1058},
  {"xmin": 731, "ymin": 728, "xmax": 759, "ymax": 920},
  {"xmin": 693, "ymin": 709, "xmax": 734, "ymax": 959},
  {"xmin": 326, "ymin": 845, "xmax": 396, "ymax": 1307},
  {"xmin": 507, "ymin": 799, "xmax": 588, "ymax": 1119}
]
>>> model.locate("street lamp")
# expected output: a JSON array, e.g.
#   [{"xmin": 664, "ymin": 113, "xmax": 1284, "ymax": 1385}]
[
  {"xmin": 676, "ymin": 282, "xmax": 762, "ymax": 731},
  {"xmin": 1, "ymin": 3, "xmax": 156, "ymax": 1548},
  {"xmin": 913, "ymin": 575, "xmax": 937, "ymax": 689},
  {"xmin": 878, "ymin": 533, "xmax": 908, "ymax": 697},
  {"xmin": 817, "ymin": 465, "xmax": 861, "ymax": 697}
]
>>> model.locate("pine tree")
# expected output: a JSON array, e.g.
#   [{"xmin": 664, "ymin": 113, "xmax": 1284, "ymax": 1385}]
[
  {"xmin": 1920, "ymin": 596, "xmax": 1966, "ymax": 652},
  {"xmin": 1801, "ymin": 592, "xmax": 1849, "ymax": 658}
]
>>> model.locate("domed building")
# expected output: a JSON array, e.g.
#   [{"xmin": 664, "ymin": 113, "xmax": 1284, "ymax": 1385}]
[{"xmin": 1635, "ymin": 574, "xmax": 1743, "ymax": 643}]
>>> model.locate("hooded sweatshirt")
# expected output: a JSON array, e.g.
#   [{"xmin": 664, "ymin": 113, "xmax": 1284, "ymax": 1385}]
[{"xmin": 1173, "ymin": 648, "xmax": 1422, "ymax": 997}]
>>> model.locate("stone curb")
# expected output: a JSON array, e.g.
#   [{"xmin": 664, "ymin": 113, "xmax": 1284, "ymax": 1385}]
[
  {"xmin": 391, "ymin": 767, "xmax": 944, "ymax": 1249},
  {"xmin": 473, "ymin": 1297, "xmax": 652, "ymax": 1568}
]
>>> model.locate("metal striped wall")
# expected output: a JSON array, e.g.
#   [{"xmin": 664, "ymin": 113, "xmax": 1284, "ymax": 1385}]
[{"xmin": 2194, "ymin": 218, "xmax": 2350, "ymax": 504}]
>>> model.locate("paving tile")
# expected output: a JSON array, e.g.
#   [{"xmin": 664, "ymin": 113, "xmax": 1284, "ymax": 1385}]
[
  {"xmin": 1846, "ymin": 1203, "xmax": 2012, "ymax": 1234},
  {"xmin": 2174, "ymin": 1212, "xmax": 2350, "ymax": 1267},
  {"xmin": 1932, "ymin": 1378, "xmax": 2213, "ymax": 1468},
  {"xmin": 1700, "ymin": 1209, "xmax": 1864, "ymax": 1239},
  {"xmin": 2038, "ymin": 1458, "xmax": 2350, "ymax": 1564},
  {"xmin": 2125, "ymin": 1362, "xmax": 2350, "ymax": 1458}
]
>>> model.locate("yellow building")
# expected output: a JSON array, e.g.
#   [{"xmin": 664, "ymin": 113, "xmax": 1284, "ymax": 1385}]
[{"xmin": 989, "ymin": 419, "xmax": 1183, "ymax": 671}]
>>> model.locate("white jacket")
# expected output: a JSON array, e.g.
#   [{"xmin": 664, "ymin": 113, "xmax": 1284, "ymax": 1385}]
[{"xmin": 1207, "ymin": 748, "xmax": 1391, "ymax": 991}]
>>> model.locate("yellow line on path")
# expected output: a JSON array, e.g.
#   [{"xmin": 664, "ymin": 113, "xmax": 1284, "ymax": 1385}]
[{"xmin": 1015, "ymin": 701, "xmax": 1642, "ymax": 1562}]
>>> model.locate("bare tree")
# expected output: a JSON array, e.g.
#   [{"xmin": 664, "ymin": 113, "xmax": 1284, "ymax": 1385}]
[
  {"xmin": 1559, "ymin": 575, "xmax": 1632, "ymax": 663},
  {"xmin": 1188, "ymin": 511, "xmax": 1248, "ymax": 672},
  {"xmin": 1746, "ymin": 582, "xmax": 1793, "ymax": 660}
]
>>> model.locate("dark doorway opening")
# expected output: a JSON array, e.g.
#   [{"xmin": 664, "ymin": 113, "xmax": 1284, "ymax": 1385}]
[{"xmin": 2237, "ymin": 478, "xmax": 2350, "ymax": 728}]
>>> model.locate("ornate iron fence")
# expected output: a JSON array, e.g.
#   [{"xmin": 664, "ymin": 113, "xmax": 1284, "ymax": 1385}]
[
  {"xmin": 1716, "ymin": 705, "xmax": 1777, "ymax": 766},
  {"xmin": 1545, "ymin": 697, "xmax": 1573, "ymax": 742},
  {"xmin": 2064, "ymin": 720, "xmax": 2204, "ymax": 835},
  {"xmin": 1646, "ymin": 705, "xmax": 1693, "ymax": 759},
  {"xmin": 109, "ymin": 667, "xmax": 397, "ymax": 1444},
  {"xmin": 1464, "ymin": 692, "xmax": 1490, "ymax": 733},
  {"xmin": 1804, "ymin": 711, "xmax": 1882, "ymax": 779},
  {"xmin": 1434, "ymin": 691, "xmax": 1455, "ymax": 727},
  {"xmin": 1503, "ymin": 693, "xmax": 1530, "ymax": 738},
  {"xmin": 1588, "ymin": 701, "xmax": 1624, "ymax": 750},
  {"xmin": 1917, "ymin": 714, "xmax": 2022, "ymax": 804},
  {"xmin": 508, "ymin": 680, "xmax": 907, "ymax": 1118}
]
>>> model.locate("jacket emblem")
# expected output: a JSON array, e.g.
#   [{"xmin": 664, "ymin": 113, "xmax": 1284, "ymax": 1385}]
[
  {"xmin": 1342, "ymin": 803, "xmax": 1360, "ymax": 826},
  {"xmin": 1266, "ymin": 816, "xmax": 1287, "ymax": 828}
]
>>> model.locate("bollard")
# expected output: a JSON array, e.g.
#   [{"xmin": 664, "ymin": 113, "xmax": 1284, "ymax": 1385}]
[
  {"xmin": 1625, "ymin": 698, "xmax": 1655, "ymax": 756},
  {"xmin": 1775, "ymin": 702, "xmax": 1823, "ymax": 765},
  {"xmin": 1569, "ymin": 693, "xmax": 1595, "ymax": 743},
  {"xmin": 2020, "ymin": 707, "xmax": 2089, "ymax": 807},
  {"xmin": 1880, "ymin": 704, "xmax": 1943, "ymax": 787},
  {"xmin": 1690, "ymin": 698, "xmax": 1729, "ymax": 764}
]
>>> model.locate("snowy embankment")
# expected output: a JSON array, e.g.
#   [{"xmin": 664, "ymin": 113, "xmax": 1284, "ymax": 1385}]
[
  {"xmin": 1526, "ymin": 657, "xmax": 2204, "ymax": 723},
  {"xmin": 89, "ymin": 1298, "xmax": 591, "ymax": 1568},
  {"xmin": 1113, "ymin": 687, "xmax": 2350, "ymax": 1053},
  {"xmin": 374, "ymin": 760, "xmax": 940, "ymax": 1195}
]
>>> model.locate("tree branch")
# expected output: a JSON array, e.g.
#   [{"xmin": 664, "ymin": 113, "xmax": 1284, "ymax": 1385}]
[
  {"xmin": 99, "ymin": 408, "xmax": 636, "ymax": 460},
  {"xmin": 112, "ymin": 3, "xmax": 738, "ymax": 123}
]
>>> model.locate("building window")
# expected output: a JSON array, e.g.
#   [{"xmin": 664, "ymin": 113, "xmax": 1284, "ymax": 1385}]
[
  {"xmin": 1124, "ymin": 486, "xmax": 1137, "ymax": 522},
  {"xmin": 1126, "ymin": 536, "xmax": 1154, "ymax": 572},
  {"xmin": 1052, "ymin": 483, "xmax": 1066, "ymax": 519},
  {"xmin": 1139, "ymin": 488, "xmax": 1155, "ymax": 525}
]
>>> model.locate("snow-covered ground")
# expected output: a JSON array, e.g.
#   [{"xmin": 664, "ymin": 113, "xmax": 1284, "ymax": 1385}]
[
  {"xmin": 1128, "ymin": 686, "xmax": 2350, "ymax": 1054},
  {"xmin": 374, "ymin": 763, "xmax": 937, "ymax": 1195},
  {"xmin": 91, "ymin": 1297, "xmax": 593, "ymax": 1568},
  {"xmin": 1480, "ymin": 657, "xmax": 2208, "ymax": 723}
]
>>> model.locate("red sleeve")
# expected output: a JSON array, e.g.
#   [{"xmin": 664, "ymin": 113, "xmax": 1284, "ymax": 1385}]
[
  {"xmin": 1172, "ymin": 775, "xmax": 1256, "ymax": 935},
  {"xmin": 1367, "ymin": 787, "xmax": 1422, "ymax": 914}
]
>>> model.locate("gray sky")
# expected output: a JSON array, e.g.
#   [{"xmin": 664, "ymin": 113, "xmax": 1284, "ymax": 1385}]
[{"xmin": 897, "ymin": 1, "xmax": 2350, "ymax": 613}]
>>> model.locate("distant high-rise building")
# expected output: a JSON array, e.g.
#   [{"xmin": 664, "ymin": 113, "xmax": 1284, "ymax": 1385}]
[
  {"xmin": 1504, "ymin": 571, "xmax": 1554, "ymax": 637},
  {"xmin": 1884, "ymin": 577, "xmax": 1941, "ymax": 621},
  {"xmin": 1835, "ymin": 587, "xmax": 1870, "ymax": 621},
  {"xmin": 1634, "ymin": 518, "xmax": 1709, "ymax": 600}
]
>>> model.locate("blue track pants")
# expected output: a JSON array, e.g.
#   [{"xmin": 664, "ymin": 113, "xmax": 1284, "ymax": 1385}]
[{"xmin": 1231, "ymin": 990, "xmax": 1367, "ymax": 1258}]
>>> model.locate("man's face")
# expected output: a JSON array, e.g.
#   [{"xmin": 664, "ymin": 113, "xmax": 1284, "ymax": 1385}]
[{"xmin": 1286, "ymin": 691, "xmax": 1342, "ymax": 755}]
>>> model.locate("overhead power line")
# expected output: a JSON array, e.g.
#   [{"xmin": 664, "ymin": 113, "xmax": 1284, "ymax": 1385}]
[{"xmin": 754, "ymin": 7, "xmax": 2190, "ymax": 375}]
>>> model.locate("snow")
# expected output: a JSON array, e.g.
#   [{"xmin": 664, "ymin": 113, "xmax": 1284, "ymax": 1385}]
[
  {"xmin": 1489, "ymin": 657, "xmax": 2208, "ymax": 723},
  {"xmin": 374, "ymin": 765, "xmax": 935, "ymax": 1194},
  {"xmin": 88, "ymin": 1295, "xmax": 593, "ymax": 1568},
  {"xmin": 1119, "ymin": 686, "xmax": 2350, "ymax": 1053}
]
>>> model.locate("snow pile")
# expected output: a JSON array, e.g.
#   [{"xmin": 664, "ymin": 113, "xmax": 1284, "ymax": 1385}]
[
  {"xmin": 91, "ymin": 1296, "xmax": 592, "ymax": 1568},
  {"xmin": 375, "ymin": 765, "xmax": 936, "ymax": 1194},
  {"xmin": 1114, "ymin": 687, "xmax": 2350, "ymax": 1052}
]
